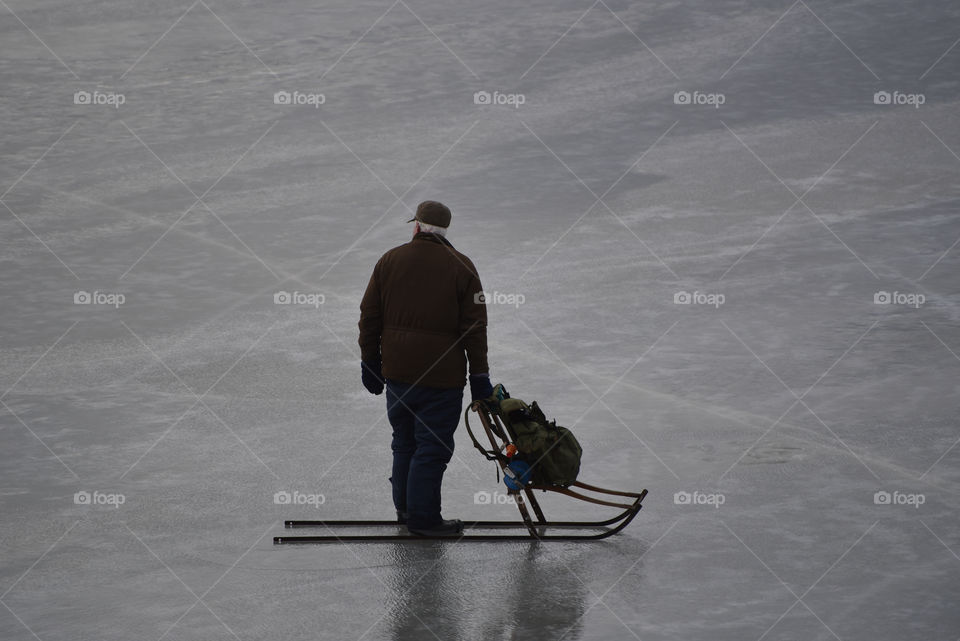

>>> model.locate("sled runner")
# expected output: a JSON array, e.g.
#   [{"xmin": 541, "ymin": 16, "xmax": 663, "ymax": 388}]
[{"xmin": 275, "ymin": 386, "xmax": 646, "ymax": 544}]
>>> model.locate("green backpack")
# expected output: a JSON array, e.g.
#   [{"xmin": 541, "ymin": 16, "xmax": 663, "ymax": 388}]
[{"xmin": 497, "ymin": 397, "xmax": 582, "ymax": 487}]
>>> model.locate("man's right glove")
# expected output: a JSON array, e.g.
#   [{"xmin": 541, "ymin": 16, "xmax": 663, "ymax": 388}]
[
  {"xmin": 361, "ymin": 360, "xmax": 385, "ymax": 395},
  {"xmin": 469, "ymin": 373, "xmax": 494, "ymax": 401}
]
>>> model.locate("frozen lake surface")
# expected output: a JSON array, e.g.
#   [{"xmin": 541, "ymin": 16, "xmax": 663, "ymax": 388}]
[{"xmin": 1, "ymin": 0, "xmax": 959, "ymax": 639}]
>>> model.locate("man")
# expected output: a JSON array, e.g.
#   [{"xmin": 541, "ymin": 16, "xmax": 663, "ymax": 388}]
[{"xmin": 358, "ymin": 200, "xmax": 493, "ymax": 537}]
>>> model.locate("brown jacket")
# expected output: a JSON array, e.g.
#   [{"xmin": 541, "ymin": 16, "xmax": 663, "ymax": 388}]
[{"xmin": 359, "ymin": 232, "xmax": 488, "ymax": 389}]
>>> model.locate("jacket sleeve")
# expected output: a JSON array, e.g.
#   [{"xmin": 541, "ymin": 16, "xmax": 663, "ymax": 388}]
[
  {"xmin": 358, "ymin": 258, "xmax": 383, "ymax": 364},
  {"xmin": 459, "ymin": 260, "xmax": 489, "ymax": 375}
]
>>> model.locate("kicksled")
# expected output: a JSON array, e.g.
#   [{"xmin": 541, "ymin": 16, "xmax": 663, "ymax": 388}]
[{"xmin": 275, "ymin": 386, "xmax": 647, "ymax": 543}]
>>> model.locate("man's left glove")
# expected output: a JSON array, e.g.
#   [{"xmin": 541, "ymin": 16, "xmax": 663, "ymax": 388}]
[
  {"xmin": 361, "ymin": 360, "xmax": 385, "ymax": 395},
  {"xmin": 469, "ymin": 373, "xmax": 494, "ymax": 401}
]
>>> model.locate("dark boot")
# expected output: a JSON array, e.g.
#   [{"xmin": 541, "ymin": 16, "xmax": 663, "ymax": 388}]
[{"xmin": 408, "ymin": 519, "xmax": 464, "ymax": 537}]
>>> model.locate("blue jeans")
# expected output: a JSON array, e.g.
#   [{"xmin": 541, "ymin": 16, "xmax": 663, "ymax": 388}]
[{"xmin": 386, "ymin": 379, "xmax": 464, "ymax": 529}]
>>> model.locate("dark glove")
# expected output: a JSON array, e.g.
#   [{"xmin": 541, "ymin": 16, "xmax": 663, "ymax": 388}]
[
  {"xmin": 361, "ymin": 360, "xmax": 384, "ymax": 395},
  {"xmin": 469, "ymin": 373, "xmax": 494, "ymax": 401}
]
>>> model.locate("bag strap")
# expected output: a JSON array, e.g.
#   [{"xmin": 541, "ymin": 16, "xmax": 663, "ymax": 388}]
[
  {"xmin": 529, "ymin": 401, "xmax": 550, "ymax": 425},
  {"xmin": 464, "ymin": 403, "xmax": 506, "ymax": 462}
]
